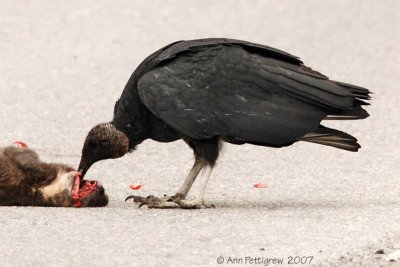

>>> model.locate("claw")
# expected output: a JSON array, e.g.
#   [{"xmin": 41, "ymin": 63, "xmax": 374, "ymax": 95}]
[
  {"xmin": 125, "ymin": 194, "xmax": 164, "ymax": 208},
  {"xmin": 138, "ymin": 203, "xmax": 147, "ymax": 208},
  {"xmin": 125, "ymin": 194, "xmax": 215, "ymax": 209},
  {"xmin": 125, "ymin": 195, "xmax": 150, "ymax": 203},
  {"xmin": 125, "ymin": 195, "xmax": 135, "ymax": 202}
]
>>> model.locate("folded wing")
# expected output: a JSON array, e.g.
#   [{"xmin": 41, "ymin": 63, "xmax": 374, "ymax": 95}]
[{"xmin": 137, "ymin": 42, "xmax": 370, "ymax": 146}]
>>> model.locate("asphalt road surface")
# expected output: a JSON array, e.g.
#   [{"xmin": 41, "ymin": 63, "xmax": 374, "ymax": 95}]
[{"xmin": 0, "ymin": 1, "xmax": 399, "ymax": 266}]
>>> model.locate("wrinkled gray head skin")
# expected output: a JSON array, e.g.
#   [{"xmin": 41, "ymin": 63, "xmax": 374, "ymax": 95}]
[{"xmin": 78, "ymin": 123, "xmax": 129, "ymax": 177}]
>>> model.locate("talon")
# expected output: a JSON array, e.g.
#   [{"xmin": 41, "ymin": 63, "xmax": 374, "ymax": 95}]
[
  {"xmin": 146, "ymin": 195, "xmax": 155, "ymax": 200},
  {"xmin": 126, "ymin": 194, "xmax": 214, "ymax": 209},
  {"xmin": 138, "ymin": 203, "xmax": 147, "ymax": 208},
  {"xmin": 125, "ymin": 195, "xmax": 135, "ymax": 202}
]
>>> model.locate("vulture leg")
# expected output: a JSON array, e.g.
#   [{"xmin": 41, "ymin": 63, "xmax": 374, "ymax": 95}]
[
  {"xmin": 173, "ymin": 159, "xmax": 206, "ymax": 200},
  {"xmin": 175, "ymin": 165, "xmax": 215, "ymax": 209},
  {"xmin": 126, "ymin": 138, "xmax": 219, "ymax": 209},
  {"xmin": 172, "ymin": 137, "xmax": 219, "ymax": 208},
  {"xmin": 125, "ymin": 160, "xmax": 211, "ymax": 209}
]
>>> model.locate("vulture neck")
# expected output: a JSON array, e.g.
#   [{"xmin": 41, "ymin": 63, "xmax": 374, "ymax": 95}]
[{"xmin": 112, "ymin": 91, "xmax": 150, "ymax": 150}]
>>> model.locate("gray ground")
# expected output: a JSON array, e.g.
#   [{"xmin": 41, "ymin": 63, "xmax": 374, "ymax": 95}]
[{"xmin": 0, "ymin": 0, "xmax": 399, "ymax": 266}]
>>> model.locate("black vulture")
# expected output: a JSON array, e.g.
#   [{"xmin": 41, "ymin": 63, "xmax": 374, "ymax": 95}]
[{"xmin": 78, "ymin": 38, "xmax": 371, "ymax": 209}]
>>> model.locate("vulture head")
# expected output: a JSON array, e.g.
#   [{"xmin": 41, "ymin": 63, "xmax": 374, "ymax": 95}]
[{"xmin": 78, "ymin": 123, "xmax": 129, "ymax": 177}]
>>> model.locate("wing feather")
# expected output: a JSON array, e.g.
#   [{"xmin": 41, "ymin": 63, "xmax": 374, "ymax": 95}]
[
  {"xmin": 137, "ymin": 46, "xmax": 332, "ymax": 145},
  {"xmin": 133, "ymin": 40, "xmax": 370, "ymax": 146}
]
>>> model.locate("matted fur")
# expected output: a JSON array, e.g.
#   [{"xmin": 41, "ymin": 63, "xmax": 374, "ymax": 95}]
[{"xmin": 0, "ymin": 146, "xmax": 108, "ymax": 207}]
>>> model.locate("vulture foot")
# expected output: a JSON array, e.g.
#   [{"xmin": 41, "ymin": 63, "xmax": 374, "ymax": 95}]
[
  {"xmin": 175, "ymin": 199, "xmax": 215, "ymax": 209},
  {"xmin": 125, "ymin": 194, "xmax": 215, "ymax": 209},
  {"xmin": 125, "ymin": 195, "xmax": 178, "ymax": 208}
]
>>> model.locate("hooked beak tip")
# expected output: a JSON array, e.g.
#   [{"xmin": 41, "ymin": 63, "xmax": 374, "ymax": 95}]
[
  {"xmin": 78, "ymin": 159, "xmax": 93, "ymax": 178},
  {"xmin": 77, "ymin": 163, "xmax": 86, "ymax": 177}
]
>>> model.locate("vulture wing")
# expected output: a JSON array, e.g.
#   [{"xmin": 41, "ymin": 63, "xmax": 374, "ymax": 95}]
[{"xmin": 135, "ymin": 39, "xmax": 370, "ymax": 146}]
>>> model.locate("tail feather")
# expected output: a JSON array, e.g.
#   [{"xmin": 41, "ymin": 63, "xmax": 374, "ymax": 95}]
[
  {"xmin": 333, "ymin": 80, "xmax": 372, "ymax": 100},
  {"xmin": 300, "ymin": 125, "xmax": 361, "ymax": 152},
  {"xmin": 323, "ymin": 81, "xmax": 371, "ymax": 120},
  {"xmin": 324, "ymin": 107, "xmax": 370, "ymax": 120}
]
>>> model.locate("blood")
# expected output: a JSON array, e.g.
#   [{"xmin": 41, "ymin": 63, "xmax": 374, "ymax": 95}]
[
  {"xmin": 130, "ymin": 184, "xmax": 143, "ymax": 190},
  {"xmin": 79, "ymin": 181, "xmax": 98, "ymax": 198},
  {"xmin": 254, "ymin": 183, "xmax": 268, "ymax": 188},
  {"xmin": 72, "ymin": 174, "xmax": 82, "ymax": 207},
  {"xmin": 71, "ymin": 174, "xmax": 98, "ymax": 207},
  {"xmin": 14, "ymin": 141, "xmax": 28, "ymax": 148}
]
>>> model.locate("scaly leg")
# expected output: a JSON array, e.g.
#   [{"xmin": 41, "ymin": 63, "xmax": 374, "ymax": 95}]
[
  {"xmin": 176, "ymin": 165, "xmax": 215, "ymax": 209},
  {"xmin": 126, "ymin": 160, "xmax": 206, "ymax": 208},
  {"xmin": 173, "ymin": 160, "xmax": 206, "ymax": 200},
  {"xmin": 126, "ymin": 137, "xmax": 220, "ymax": 209}
]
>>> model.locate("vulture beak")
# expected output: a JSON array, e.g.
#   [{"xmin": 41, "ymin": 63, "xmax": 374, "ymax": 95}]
[{"xmin": 78, "ymin": 159, "xmax": 91, "ymax": 178}]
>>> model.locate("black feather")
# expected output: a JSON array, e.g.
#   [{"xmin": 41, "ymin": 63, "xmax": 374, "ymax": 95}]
[
  {"xmin": 109, "ymin": 38, "xmax": 371, "ymax": 164},
  {"xmin": 301, "ymin": 126, "xmax": 361, "ymax": 152}
]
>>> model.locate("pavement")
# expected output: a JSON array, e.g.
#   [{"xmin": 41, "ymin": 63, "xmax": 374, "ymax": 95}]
[{"xmin": 0, "ymin": 0, "xmax": 399, "ymax": 266}]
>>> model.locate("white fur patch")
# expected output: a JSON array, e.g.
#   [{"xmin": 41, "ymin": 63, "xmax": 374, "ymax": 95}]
[{"xmin": 39, "ymin": 171, "xmax": 76, "ymax": 199}]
